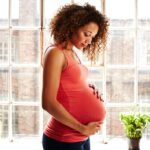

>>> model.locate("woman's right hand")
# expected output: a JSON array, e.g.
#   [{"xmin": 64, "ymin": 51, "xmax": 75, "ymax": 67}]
[{"xmin": 81, "ymin": 121, "xmax": 102, "ymax": 136}]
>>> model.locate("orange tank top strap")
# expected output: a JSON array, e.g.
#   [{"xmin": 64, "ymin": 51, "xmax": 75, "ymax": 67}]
[
  {"xmin": 73, "ymin": 50, "xmax": 81, "ymax": 64},
  {"xmin": 62, "ymin": 50, "xmax": 81, "ymax": 64},
  {"xmin": 61, "ymin": 50, "xmax": 75, "ymax": 68},
  {"xmin": 44, "ymin": 44, "xmax": 55, "ymax": 54}
]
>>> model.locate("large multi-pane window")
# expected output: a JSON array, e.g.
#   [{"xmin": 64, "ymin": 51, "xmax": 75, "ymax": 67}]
[
  {"xmin": 105, "ymin": 0, "xmax": 150, "ymax": 138},
  {"xmin": 0, "ymin": 0, "xmax": 41, "ymax": 139},
  {"xmin": 0, "ymin": 0, "xmax": 150, "ymax": 140}
]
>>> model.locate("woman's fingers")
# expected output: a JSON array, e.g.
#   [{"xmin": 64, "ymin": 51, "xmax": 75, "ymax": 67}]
[
  {"xmin": 89, "ymin": 83, "xmax": 104, "ymax": 102},
  {"xmin": 95, "ymin": 122, "xmax": 103, "ymax": 133},
  {"xmin": 89, "ymin": 84, "xmax": 95, "ymax": 90},
  {"xmin": 81, "ymin": 121, "xmax": 104, "ymax": 136}
]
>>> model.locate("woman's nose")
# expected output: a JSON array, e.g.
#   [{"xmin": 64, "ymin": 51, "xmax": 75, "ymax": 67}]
[{"xmin": 86, "ymin": 37, "xmax": 92, "ymax": 45}]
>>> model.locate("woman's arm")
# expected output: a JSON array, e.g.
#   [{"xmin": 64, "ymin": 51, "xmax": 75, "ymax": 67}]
[{"xmin": 42, "ymin": 48, "xmax": 101, "ymax": 136}]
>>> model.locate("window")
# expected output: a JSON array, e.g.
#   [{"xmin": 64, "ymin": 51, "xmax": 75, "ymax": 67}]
[
  {"xmin": 105, "ymin": 0, "xmax": 150, "ymax": 138},
  {"xmin": 0, "ymin": 39, "xmax": 16, "ymax": 64},
  {"xmin": 0, "ymin": 0, "xmax": 150, "ymax": 141},
  {"xmin": 0, "ymin": 0, "xmax": 41, "ymax": 139},
  {"xmin": 0, "ymin": 30, "xmax": 9, "ymax": 63}
]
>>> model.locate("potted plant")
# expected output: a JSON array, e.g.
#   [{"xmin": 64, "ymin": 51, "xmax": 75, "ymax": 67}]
[{"xmin": 120, "ymin": 111, "xmax": 150, "ymax": 150}]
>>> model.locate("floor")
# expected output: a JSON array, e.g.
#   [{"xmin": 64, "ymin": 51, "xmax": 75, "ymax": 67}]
[{"xmin": 0, "ymin": 135, "xmax": 149, "ymax": 150}]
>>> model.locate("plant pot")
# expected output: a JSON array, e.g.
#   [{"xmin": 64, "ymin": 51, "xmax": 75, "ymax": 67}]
[{"xmin": 128, "ymin": 138, "xmax": 141, "ymax": 150}]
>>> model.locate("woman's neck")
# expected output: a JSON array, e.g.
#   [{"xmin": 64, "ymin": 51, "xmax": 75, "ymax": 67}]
[
  {"xmin": 55, "ymin": 41, "xmax": 74, "ymax": 51},
  {"xmin": 65, "ymin": 41, "xmax": 73, "ymax": 51}
]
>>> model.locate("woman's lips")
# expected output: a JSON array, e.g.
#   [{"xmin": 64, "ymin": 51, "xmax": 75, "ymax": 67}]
[{"xmin": 81, "ymin": 43, "xmax": 87, "ymax": 48}]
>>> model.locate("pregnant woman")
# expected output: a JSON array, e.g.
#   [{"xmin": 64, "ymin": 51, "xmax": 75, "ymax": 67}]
[{"xmin": 42, "ymin": 3, "xmax": 109, "ymax": 150}]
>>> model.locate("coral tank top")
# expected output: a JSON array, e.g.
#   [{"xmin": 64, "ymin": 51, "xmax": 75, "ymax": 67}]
[{"xmin": 44, "ymin": 49, "xmax": 106, "ymax": 142}]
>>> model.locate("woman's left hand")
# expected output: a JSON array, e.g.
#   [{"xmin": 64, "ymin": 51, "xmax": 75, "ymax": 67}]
[{"xmin": 89, "ymin": 83, "xmax": 104, "ymax": 102}]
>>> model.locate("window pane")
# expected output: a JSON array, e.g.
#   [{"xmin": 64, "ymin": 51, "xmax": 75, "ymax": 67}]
[
  {"xmin": 12, "ymin": 68, "xmax": 40, "ymax": 102},
  {"xmin": 74, "ymin": 0, "xmax": 101, "ymax": 11},
  {"xmin": 43, "ymin": 111, "xmax": 50, "ymax": 129},
  {"xmin": 0, "ymin": 106, "xmax": 8, "ymax": 138},
  {"xmin": 0, "ymin": 0, "xmax": 8, "ymax": 26},
  {"xmin": 106, "ymin": 69, "xmax": 134, "ymax": 103},
  {"xmin": 44, "ymin": 29, "xmax": 53, "ymax": 49},
  {"xmin": 107, "ymin": 30, "xmax": 134, "ymax": 65},
  {"xmin": 137, "ymin": 30, "xmax": 150, "ymax": 66},
  {"xmin": 0, "ymin": 69, "xmax": 9, "ymax": 102},
  {"xmin": 12, "ymin": 106, "xmax": 39, "ymax": 137},
  {"xmin": 106, "ymin": 107, "xmax": 132, "ymax": 137},
  {"xmin": 106, "ymin": 0, "xmax": 135, "ymax": 27},
  {"xmin": 44, "ymin": 0, "xmax": 71, "ymax": 27},
  {"xmin": 0, "ymin": 30, "xmax": 9, "ymax": 64},
  {"xmin": 11, "ymin": 30, "xmax": 40, "ymax": 64},
  {"xmin": 138, "ymin": 0, "xmax": 150, "ymax": 27},
  {"xmin": 11, "ymin": 0, "xmax": 40, "ymax": 26},
  {"xmin": 138, "ymin": 70, "xmax": 150, "ymax": 103},
  {"xmin": 88, "ymin": 67, "xmax": 103, "ymax": 93},
  {"xmin": 140, "ymin": 107, "xmax": 150, "ymax": 138},
  {"xmin": 82, "ymin": 52, "xmax": 104, "ymax": 66}
]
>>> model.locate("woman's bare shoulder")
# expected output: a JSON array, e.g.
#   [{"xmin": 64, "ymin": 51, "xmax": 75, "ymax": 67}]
[
  {"xmin": 43, "ymin": 47, "xmax": 65, "ymax": 65},
  {"xmin": 45, "ymin": 46, "xmax": 64, "ymax": 58}
]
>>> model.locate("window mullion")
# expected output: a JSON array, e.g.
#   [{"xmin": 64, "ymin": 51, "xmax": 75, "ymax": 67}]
[
  {"xmin": 134, "ymin": 0, "xmax": 138, "ymax": 105},
  {"xmin": 101, "ymin": 0, "xmax": 105, "ymax": 14},
  {"xmin": 39, "ymin": 0, "xmax": 44, "ymax": 137},
  {"xmin": 8, "ymin": 0, "xmax": 13, "ymax": 141},
  {"xmin": 102, "ymin": 0, "xmax": 107, "ymax": 143}
]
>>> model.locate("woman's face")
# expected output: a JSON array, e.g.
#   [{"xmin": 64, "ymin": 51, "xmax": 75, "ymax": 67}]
[{"xmin": 71, "ymin": 22, "xmax": 99, "ymax": 49}]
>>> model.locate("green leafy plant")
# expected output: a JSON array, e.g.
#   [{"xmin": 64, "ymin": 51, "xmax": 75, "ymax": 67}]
[{"xmin": 120, "ymin": 112, "xmax": 150, "ymax": 139}]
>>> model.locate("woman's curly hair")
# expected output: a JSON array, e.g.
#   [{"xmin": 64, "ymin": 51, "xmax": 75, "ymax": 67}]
[{"xmin": 49, "ymin": 3, "xmax": 109, "ymax": 62}]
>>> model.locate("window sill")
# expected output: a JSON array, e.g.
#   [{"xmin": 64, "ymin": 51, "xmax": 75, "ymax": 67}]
[{"xmin": 0, "ymin": 135, "xmax": 149, "ymax": 150}]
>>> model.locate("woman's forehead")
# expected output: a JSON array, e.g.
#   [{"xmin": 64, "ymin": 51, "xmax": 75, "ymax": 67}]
[{"xmin": 79, "ymin": 22, "xmax": 99, "ymax": 34}]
